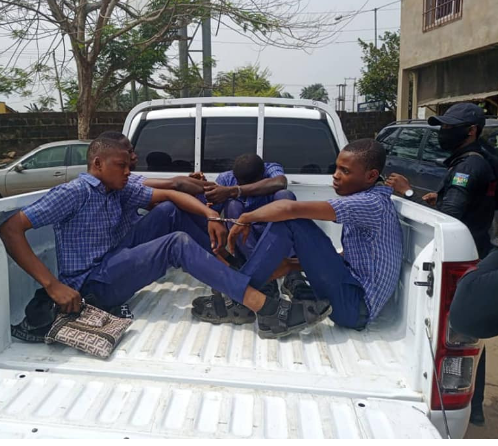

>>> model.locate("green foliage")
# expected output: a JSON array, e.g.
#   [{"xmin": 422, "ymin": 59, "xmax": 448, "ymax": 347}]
[
  {"xmin": 300, "ymin": 83, "xmax": 329, "ymax": 102},
  {"xmin": 357, "ymin": 31, "xmax": 400, "ymax": 112},
  {"xmin": 24, "ymin": 96, "xmax": 56, "ymax": 112},
  {"xmin": 213, "ymin": 65, "xmax": 283, "ymax": 98},
  {"xmin": 0, "ymin": 66, "xmax": 32, "ymax": 96}
]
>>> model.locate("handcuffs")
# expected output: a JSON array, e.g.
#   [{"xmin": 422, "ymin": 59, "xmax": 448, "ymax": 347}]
[{"xmin": 207, "ymin": 217, "xmax": 250, "ymax": 227}]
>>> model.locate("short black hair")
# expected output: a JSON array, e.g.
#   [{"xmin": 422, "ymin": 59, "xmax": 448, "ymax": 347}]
[
  {"xmin": 87, "ymin": 137, "xmax": 128, "ymax": 167},
  {"xmin": 233, "ymin": 154, "xmax": 265, "ymax": 185},
  {"xmin": 342, "ymin": 138, "xmax": 386, "ymax": 172},
  {"xmin": 99, "ymin": 131, "xmax": 127, "ymax": 141}
]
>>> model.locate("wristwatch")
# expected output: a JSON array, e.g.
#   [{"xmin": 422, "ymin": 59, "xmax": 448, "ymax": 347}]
[{"xmin": 404, "ymin": 189, "xmax": 414, "ymax": 199}]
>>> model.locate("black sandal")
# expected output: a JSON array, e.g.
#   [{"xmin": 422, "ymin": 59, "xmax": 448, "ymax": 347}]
[
  {"xmin": 281, "ymin": 271, "xmax": 317, "ymax": 301},
  {"xmin": 257, "ymin": 299, "xmax": 331, "ymax": 339},
  {"xmin": 191, "ymin": 293, "xmax": 256, "ymax": 325}
]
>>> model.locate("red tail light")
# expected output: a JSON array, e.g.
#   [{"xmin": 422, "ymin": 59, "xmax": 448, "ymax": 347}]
[{"xmin": 431, "ymin": 261, "xmax": 481, "ymax": 411}]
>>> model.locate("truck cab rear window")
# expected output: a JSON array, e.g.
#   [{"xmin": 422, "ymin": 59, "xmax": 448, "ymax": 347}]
[
  {"xmin": 201, "ymin": 117, "xmax": 257, "ymax": 172},
  {"xmin": 134, "ymin": 118, "xmax": 195, "ymax": 172},
  {"xmin": 263, "ymin": 118, "xmax": 338, "ymax": 174}
]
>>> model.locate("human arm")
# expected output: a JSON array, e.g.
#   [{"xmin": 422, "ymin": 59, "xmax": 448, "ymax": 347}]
[
  {"xmin": 204, "ymin": 175, "xmax": 288, "ymax": 204},
  {"xmin": 143, "ymin": 176, "xmax": 215, "ymax": 196},
  {"xmin": 386, "ymin": 173, "xmax": 437, "ymax": 206},
  {"xmin": 0, "ymin": 212, "xmax": 82, "ymax": 314},
  {"xmin": 150, "ymin": 189, "xmax": 227, "ymax": 253},
  {"xmin": 227, "ymin": 200, "xmax": 335, "ymax": 253}
]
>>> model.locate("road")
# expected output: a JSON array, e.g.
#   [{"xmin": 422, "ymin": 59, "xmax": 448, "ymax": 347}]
[{"xmin": 465, "ymin": 336, "xmax": 498, "ymax": 439}]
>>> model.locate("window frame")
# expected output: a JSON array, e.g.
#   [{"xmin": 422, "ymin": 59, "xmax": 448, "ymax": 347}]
[
  {"xmin": 68, "ymin": 144, "xmax": 90, "ymax": 166},
  {"xmin": 388, "ymin": 126, "xmax": 427, "ymax": 161},
  {"xmin": 21, "ymin": 145, "xmax": 70, "ymax": 170},
  {"xmin": 423, "ymin": 0, "xmax": 463, "ymax": 32},
  {"xmin": 262, "ymin": 117, "xmax": 340, "ymax": 175},
  {"xmin": 200, "ymin": 116, "xmax": 258, "ymax": 173}
]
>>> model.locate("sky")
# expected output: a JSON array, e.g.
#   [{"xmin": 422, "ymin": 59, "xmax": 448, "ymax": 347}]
[{"xmin": 0, "ymin": 0, "xmax": 401, "ymax": 112}]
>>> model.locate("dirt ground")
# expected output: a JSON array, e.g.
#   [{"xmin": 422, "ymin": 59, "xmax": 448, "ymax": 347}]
[{"xmin": 465, "ymin": 337, "xmax": 498, "ymax": 439}]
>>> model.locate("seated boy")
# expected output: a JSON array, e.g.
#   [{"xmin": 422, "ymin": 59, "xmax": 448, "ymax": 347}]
[
  {"xmin": 190, "ymin": 154, "xmax": 297, "ymax": 324},
  {"xmin": 0, "ymin": 137, "xmax": 330, "ymax": 339},
  {"xmin": 226, "ymin": 139, "xmax": 403, "ymax": 329}
]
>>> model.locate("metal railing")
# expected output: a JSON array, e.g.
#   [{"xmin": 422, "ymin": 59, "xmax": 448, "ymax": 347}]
[{"xmin": 423, "ymin": 0, "xmax": 463, "ymax": 32}]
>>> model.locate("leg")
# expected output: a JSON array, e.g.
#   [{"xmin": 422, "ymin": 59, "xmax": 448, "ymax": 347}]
[
  {"xmin": 241, "ymin": 219, "xmax": 366, "ymax": 329},
  {"xmin": 118, "ymin": 201, "xmax": 212, "ymax": 253},
  {"xmin": 83, "ymin": 231, "xmax": 331, "ymax": 339},
  {"xmin": 470, "ymin": 347, "xmax": 486, "ymax": 425},
  {"xmin": 83, "ymin": 232, "xmax": 251, "ymax": 308},
  {"xmin": 225, "ymin": 190, "xmax": 297, "ymax": 259}
]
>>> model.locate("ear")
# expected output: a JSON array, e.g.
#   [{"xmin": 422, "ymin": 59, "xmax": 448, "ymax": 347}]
[
  {"xmin": 366, "ymin": 168, "xmax": 380, "ymax": 184},
  {"xmin": 93, "ymin": 156, "xmax": 103, "ymax": 171}
]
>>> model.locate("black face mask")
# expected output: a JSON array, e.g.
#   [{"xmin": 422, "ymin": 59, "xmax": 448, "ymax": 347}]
[{"xmin": 438, "ymin": 125, "xmax": 471, "ymax": 151}]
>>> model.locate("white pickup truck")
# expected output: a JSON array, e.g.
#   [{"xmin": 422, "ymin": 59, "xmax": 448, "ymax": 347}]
[{"xmin": 0, "ymin": 98, "xmax": 483, "ymax": 439}]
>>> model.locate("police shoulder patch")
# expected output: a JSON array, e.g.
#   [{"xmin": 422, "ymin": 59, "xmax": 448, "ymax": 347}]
[{"xmin": 452, "ymin": 172, "xmax": 470, "ymax": 187}]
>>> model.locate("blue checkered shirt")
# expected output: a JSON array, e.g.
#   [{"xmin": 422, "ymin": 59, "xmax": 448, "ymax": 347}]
[
  {"xmin": 328, "ymin": 185, "xmax": 403, "ymax": 320},
  {"xmin": 215, "ymin": 162, "xmax": 285, "ymax": 209},
  {"xmin": 23, "ymin": 173, "xmax": 153, "ymax": 290}
]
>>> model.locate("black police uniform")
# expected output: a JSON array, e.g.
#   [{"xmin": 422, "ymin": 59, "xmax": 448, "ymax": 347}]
[{"xmin": 436, "ymin": 140, "xmax": 496, "ymax": 259}]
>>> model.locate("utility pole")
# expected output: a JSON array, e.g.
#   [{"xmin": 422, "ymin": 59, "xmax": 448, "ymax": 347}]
[
  {"xmin": 345, "ymin": 77, "xmax": 357, "ymax": 112},
  {"xmin": 232, "ymin": 73, "xmax": 236, "ymax": 96},
  {"xmin": 336, "ymin": 83, "xmax": 346, "ymax": 112},
  {"xmin": 130, "ymin": 80, "xmax": 137, "ymax": 107},
  {"xmin": 202, "ymin": 2, "xmax": 213, "ymax": 97},
  {"xmin": 179, "ymin": 24, "xmax": 189, "ymax": 98},
  {"xmin": 52, "ymin": 51, "xmax": 65, "ymax": 113},
  {"xmin": 374, "ymin": 8, "xmax": 378, "ymax": 48}
]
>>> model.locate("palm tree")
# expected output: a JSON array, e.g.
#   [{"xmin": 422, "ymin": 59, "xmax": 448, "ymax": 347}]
[{"xmin": 300, "ymin": 83, "xmax": 329, "ymax": 103}]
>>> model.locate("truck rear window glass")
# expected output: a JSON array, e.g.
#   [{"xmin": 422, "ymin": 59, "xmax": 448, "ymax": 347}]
[
  {"xmin": 201, "ymin": 117, "xmax": 257, "ymax": 172},
  {"xmin": 263, "ymin": 118, "xmax": 338, "ymax": 174},
  {"xmin": 134, "ymin": 118, "xmax": 195, "ymax": 172}
]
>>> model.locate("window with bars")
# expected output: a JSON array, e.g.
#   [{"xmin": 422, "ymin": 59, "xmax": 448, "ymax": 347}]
[{"xmin": 423, "ymin": 0, "xmax": 463, "ymax": 31}]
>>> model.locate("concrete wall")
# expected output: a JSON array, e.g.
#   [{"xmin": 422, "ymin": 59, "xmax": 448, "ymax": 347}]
[
  {"xmin": 0, "ymin": 110, "xmax": 394, "ymax": 160},
  {"xmin": 0, "ymin": 112, "xmax": 128, "ymax": 156},
  {"xmin": 400, "ymin": 0, "xmax": 498, "ymax": 70}
]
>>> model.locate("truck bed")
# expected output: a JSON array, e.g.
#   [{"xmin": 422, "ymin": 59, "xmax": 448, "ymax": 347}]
[{"xmin": 0, "ymin": 269, "xmax": 439, "ymax": 439}]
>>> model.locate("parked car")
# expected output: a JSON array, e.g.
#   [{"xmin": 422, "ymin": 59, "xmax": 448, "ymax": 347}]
[
  {"xmin": 0, "ymin": 140, "xmax": 90, "ymax": 198},
  {"xmin": 0, "ymin": 98, "xmax": 483, "ymax": 439},
  {"xmin": 377, "ymin": 118, "xmax": 498, "ymax": 196}
]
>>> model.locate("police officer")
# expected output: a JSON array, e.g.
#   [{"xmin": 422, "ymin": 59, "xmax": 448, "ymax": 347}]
[{"xmin": 387, "ymin": 103, "xmax": 496, "ymax": 426}]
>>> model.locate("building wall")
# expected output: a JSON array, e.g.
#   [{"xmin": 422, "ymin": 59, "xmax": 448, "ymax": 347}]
[{"xmin": 400, "ymin": 0, "xmax": 498, "ymax": 69}]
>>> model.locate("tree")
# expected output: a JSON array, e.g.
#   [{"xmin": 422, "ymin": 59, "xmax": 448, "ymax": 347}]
[
  {"xmin": 24, "ymin": 96, "xmax": 57, "ymax": 112},
  {"xmin": 300, "ymin": 83, "xmax": 329, "ymax": 102},
  {"xmin": 213, "ymin": 65, "xmax": 283, "ymax": 97},
  {"xmin": 357, "ymin": 31, "xmax": 400, "ymax": 112},
  {"xmin": 0, "ymin": 1, "xmax": 337, "ymax": 138}
]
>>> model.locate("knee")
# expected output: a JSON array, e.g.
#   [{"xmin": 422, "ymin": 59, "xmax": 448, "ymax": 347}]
[
  {"xmin": 152, "ymin": 201, "xmax": 179, "ymax": 217},
  {"xmin": 224, "ymin": 199, "xmax": 244, "ymax": 218},
  {"xmin": 170, "ymin": 231, "xmax": 192, "ymax": 246},
  {"xmin": 274, "ymin": 190, "xmax": 296, "ymax": 201}
]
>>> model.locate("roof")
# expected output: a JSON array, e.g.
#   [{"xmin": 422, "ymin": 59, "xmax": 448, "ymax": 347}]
[{"xmin": 419, "ymin": 91, "xmax": 498, "ymax": 107}]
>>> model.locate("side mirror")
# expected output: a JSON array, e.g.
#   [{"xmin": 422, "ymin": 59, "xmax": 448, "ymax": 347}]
[
  {"xmin": 434, "ymin": 158, "xmax": 446, "ymax": 167},
  {"xmin": 14, "ymin": 163, "xmax": 24, "ymax": 173}
]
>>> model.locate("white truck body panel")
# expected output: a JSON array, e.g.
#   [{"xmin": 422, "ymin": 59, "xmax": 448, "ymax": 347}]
[{"xmin": 0, "ymin": 99, "xmax": 480, "ymax": 438}]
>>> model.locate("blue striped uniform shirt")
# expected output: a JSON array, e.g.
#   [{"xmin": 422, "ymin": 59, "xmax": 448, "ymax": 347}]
[
  {"xmin": 215, "ymin": 162, "xmax": 285, "ymax": 209},
  {"xmin": 328, "ymin": 185, "xmax": 403, "ymax": 321},
  {"xmin": 23, "ymin": 173, "xmax": 153, "ymax": 290}
]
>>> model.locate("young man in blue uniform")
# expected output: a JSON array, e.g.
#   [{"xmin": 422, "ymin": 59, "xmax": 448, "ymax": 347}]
[
  {"xmin": 227, "ymin": 139, "xmax": 403, "ymax": 332},
  {"xmin": 0, "ymin": 137, "xmax": 330, "ymax": 339}
]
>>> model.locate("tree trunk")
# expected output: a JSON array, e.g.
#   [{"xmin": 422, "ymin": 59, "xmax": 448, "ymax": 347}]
[{"xmin": 76, "ymin": 64, "xmax": 95, "ymax": 140}]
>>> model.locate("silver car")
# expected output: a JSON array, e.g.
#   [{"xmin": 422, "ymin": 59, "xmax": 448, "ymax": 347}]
[{"xmin": 0, "ymin": 140, "xmax": 90, "ymax": 198}]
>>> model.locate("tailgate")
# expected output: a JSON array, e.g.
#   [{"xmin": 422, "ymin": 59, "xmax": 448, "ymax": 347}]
[{"xmin": 0, "ymin": 369, "xmax": 440, "ymax": 439}]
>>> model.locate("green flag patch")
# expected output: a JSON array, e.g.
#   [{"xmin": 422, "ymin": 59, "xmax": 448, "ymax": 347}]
[{"xmin": 452, "ymin": 172, "xmax": 470, "ymax": 187}]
